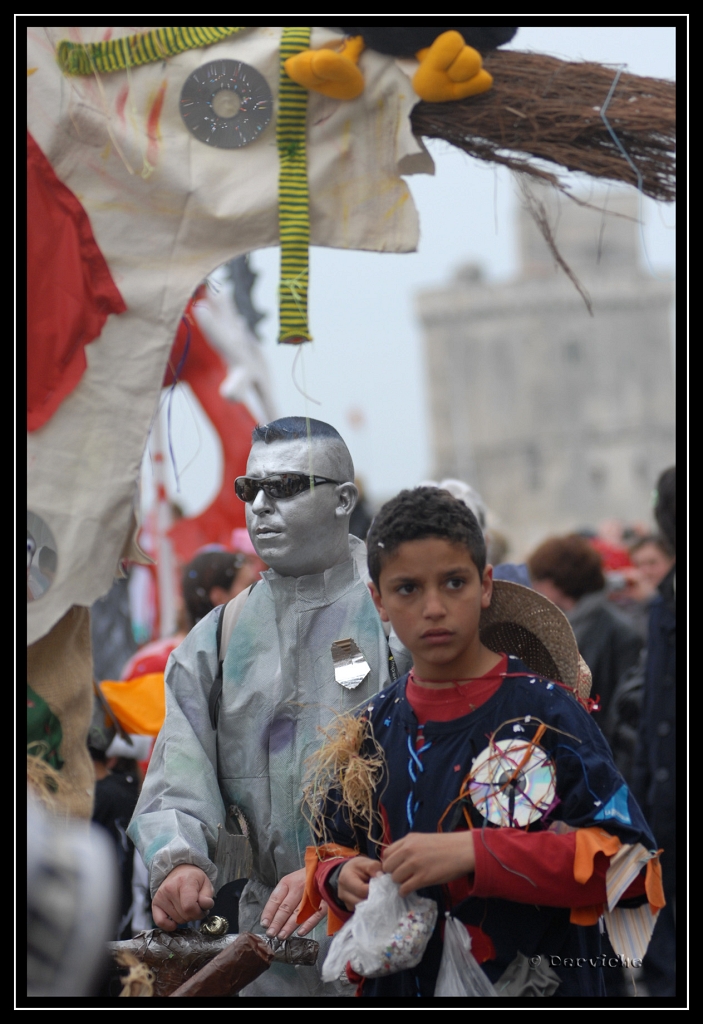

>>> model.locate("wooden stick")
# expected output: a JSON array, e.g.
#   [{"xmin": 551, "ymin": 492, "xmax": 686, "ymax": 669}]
[{"xmin": 169, "ymin": 933, "xmax": 273, "ymax": 997}]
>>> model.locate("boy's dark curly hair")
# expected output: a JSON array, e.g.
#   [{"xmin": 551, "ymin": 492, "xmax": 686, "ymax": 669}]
[{"xmin": 366, "ymin": 487, "xmax": 486, "ymax": 588}]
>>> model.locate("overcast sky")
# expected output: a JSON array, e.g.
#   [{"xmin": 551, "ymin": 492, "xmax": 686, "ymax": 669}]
[{"xmin": 145, "ymin": 22, "xmax": 678, "ymax": 521}]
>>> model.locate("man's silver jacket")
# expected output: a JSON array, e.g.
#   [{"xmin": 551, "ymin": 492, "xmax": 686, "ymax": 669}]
[{"xmin": 128, "ymin": 535, "xmax": 409, "ymax": 899}]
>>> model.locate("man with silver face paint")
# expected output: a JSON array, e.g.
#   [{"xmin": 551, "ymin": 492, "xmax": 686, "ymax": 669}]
[{"xmin": 129, "ymin": 418, "xmax": 409, "ymax": 997}]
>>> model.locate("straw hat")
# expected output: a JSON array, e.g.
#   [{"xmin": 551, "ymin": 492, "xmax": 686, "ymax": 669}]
[{"xmin": 479, "ymin": 580, "xmax": 592, "ymax": 704}]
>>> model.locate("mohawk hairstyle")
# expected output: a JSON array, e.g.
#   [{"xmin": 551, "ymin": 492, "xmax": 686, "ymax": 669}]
[
  {"xmin": 366, "ymin": 487, "xmax": 486, "ymax": 588},
  {"xmin": 252, "ymin": 417, "xmax": 345, "ymax": 445},
  {"xmin": 250, "ymin": 417, "xmax": 355, "ymax": 483}
]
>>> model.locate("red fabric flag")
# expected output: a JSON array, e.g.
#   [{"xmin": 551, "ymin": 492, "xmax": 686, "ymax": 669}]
[
  {"xmin": 164, "ymin": 294, "xmax": 255, "ymax": 563},
  {"xmin": 27, "ymin": 131, "xmax": 126, "ymax": 431}
]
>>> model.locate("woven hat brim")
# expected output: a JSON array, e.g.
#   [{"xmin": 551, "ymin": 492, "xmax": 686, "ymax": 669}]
[{"xmin": 480, "ymin": 580, "xmax": 586, "ymax": 697}]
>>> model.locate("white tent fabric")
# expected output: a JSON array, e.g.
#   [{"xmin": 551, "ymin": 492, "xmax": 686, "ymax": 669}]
[{"xmin": 26, "ymin": 26, "xmax": 433, "ymax": 644}]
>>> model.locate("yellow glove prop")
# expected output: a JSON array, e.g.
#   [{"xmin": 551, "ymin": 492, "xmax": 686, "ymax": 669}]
[
  {"xmin": 284, "ymin": 35, "xmax": 365, "ymax": 101},
  {"xmin": 414, "ymin": 30, "xmax": 493, "ymax": 102}
]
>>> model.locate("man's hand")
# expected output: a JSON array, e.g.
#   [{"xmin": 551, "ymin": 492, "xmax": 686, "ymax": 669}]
[
  {"xmin": 261, "ymin": 867, "xmax": 328, "ymax": 939},
  {"xmin": 337, "ymin": 855, "xmax": 384, "ymax": 909},
  {"xmin": 152, "ymin": 864, "xmax": 215, "ymax": 931},
  {"xmin": 381, "ymin": 832, "xmax": 475, "ymax": 897}
]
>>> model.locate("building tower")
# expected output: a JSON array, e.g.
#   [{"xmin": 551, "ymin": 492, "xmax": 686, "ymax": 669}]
[{"xmin": 416, "ymin": 185, "xmax": 675, "ymax": 556}]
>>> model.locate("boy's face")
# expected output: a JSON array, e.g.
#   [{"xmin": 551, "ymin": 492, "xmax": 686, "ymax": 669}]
[{"xmin": 370, "ymin": 537, "xmax": 493, "ymax": 680}]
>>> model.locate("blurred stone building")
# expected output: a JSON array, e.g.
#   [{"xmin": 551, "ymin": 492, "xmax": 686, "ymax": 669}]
[{"xmin": 416, "ymin": 185, "xmax": 675, "ymax": 558}]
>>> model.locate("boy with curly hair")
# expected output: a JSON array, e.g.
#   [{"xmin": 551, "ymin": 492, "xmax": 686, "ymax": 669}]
[{"xmin": 298, "ymin": 487, "xmax": 664, "ymax": 998}]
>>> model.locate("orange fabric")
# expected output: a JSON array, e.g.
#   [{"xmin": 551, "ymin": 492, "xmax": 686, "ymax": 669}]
[
  {"xmin": 573, "ymin": 827, "xmax": 622, "ymax": 884},
  {"xmin": 299, "ymin": 843, "xmax": 357, "ymax": 934},
  {"xmin": 569, "ymin": 827, "xmax": 621, "ymax": 926},
  {"xmin": 570, "ymin": 904, "xmax": 603, "ymax": 926},
  {"xmin": 299, "ymin": 846, "xmax": 324, "ymax": 924},
  {"xmin": 645, "ymin": 853, "xmax": 666, "ymax": 911},
  {"xmin": 99, "ymin": 673, "xmax": 165, "ymax": 736}
]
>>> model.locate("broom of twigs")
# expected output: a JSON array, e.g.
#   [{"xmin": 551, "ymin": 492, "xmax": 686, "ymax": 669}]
[{"xmin": 411, "ymin": 49, "xmax": 675, "ymax": 203}]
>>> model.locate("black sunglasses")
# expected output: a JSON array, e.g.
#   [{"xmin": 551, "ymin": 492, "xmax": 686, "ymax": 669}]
[{"xmin": 234, "ymin": 473, "xmax": 341, "ymax": 503}]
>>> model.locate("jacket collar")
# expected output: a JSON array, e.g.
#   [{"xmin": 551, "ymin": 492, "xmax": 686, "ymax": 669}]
[{"xmin": 261, "ymin": 537, "xmax": 366, "ymax": 610}]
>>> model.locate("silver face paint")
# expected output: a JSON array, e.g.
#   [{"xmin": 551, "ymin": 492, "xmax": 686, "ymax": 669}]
[{"xmin": 244, "ymin": 438, "xmax": 358, "ymax": 577}]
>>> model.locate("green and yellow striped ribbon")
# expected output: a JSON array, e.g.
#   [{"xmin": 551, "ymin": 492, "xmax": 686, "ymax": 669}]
[
  {"xmin": 58, "ymin": 25, "xmax": 313, "ymax": 343},
  {"xmin": 277, "ymin": 26, "xmax": 312, "ymax": 343},
  {"xmin": 57, "ymin": 27, "xmax": 248, "ymax": 76}
]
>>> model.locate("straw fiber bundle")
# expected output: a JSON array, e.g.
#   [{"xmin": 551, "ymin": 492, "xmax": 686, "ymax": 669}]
[
  {"xmin": 27, "ymin": 750, "xmax": 65, "ymax": 814},
  {"xmin": 303, "ymin": 712, "xmax": 387, "ymax": 845},
  {"xmin": 411, "ymin": 49, "xmax": 676, "ymax": 202},
  {"xmin": 116, "ymin": 952, "xmax": 155, "ymax": 997}
]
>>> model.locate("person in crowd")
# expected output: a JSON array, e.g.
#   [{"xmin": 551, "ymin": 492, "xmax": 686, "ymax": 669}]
[
  {"xmin": 632, "ymin": 467, "xmax": 677, "ymax": 997},
  {"xmin": 349, "ymin": 477, "xmax": 374, "ymax": 540},
  {"xmin": 420, "ymin": 478, "xmax": 488, "ymax": 534},
  {"xmin": 603, "ymin": 651, "xmax": 646, "ymax": 788},
  {"xmin": 486, "ymin": 527, "xmax": 510, "ymax": 567},
  {"xmin": 629, "ymin": 534, "xmax": 675, "ymax": 598},
  {"xmin": 606, "ymin": 534, "xmax": 675, "ymax": 641},
  {"xmin": 89, "ymin": 748, "xmax": 142, "ymax": 940},
  {"xmin": 526, "ymin": 533, "xmax": 642, "ymax": 730},
  {"xmin": 299, "ymin": 487, "xmax": 662, "ymax": 998},
  {"xmin": 180, "ymin": 548, "xmax": 261, "ymax": 629},
  {"xmin": 128, "ymin": 417, "xmax": 410, "ymax": 997}
]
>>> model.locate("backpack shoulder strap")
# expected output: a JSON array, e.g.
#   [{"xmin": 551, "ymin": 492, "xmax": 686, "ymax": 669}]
[
  {"xmin": 208, "ymin": 581, "xmax": 259, "ymax": 730},
  {"xmin": 219, "ymin": 581, "xmax": 257, "ymax": 662}
]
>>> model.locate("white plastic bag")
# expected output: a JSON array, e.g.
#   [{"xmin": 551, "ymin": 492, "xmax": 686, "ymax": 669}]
[
  {"xmin": 322, "ymin": 873, "xmax": 438, "ymax": 982},
  {"xmin": 434, "ymin": 914, "xmax": 498, "ymax": 997}
]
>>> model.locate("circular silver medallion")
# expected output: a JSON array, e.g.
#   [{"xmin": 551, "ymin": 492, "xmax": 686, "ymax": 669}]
[
  {"xmin": 180, "ymin": 59, "xmax": 273, "ymax": 149},
  {"xmin": 27, "ymin": 511, "xmax": 58, "ymax": 602}
]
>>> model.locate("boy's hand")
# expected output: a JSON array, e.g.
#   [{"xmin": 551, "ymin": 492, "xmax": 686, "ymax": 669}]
[
  {"xmin": 337, "ymin": 856, "xmax": 384, "ymax": 909},
  {"xmin": 152, "ymin": 864, "xmax": 215, "ymax": 931},
  {"xmin": 381, "ymin": 832, "xmax": 475, "ymax": 896},
  {"xmin": 261, "ymin": 868, "xmax": 328, "ymax": 939}
]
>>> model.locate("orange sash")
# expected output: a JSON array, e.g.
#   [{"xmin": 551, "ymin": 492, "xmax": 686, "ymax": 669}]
[{"xmin": 299, "ymin": 843, "xmax": 358, "ymax": 935}]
